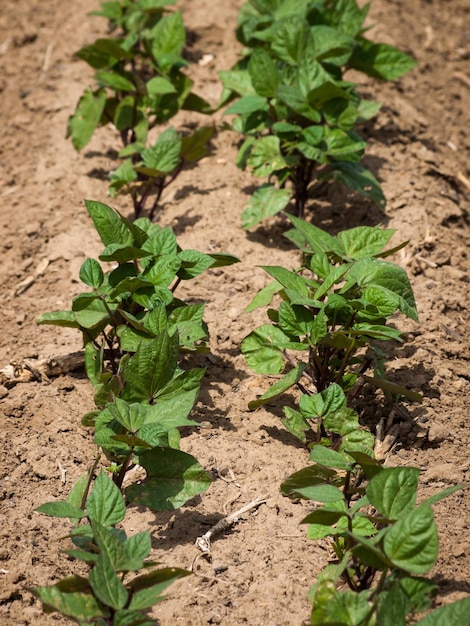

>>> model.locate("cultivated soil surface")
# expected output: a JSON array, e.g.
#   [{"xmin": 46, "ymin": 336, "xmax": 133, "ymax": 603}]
[{"xmin": 1, "ymin": 1, "xmax": 469, "ymax": 624}]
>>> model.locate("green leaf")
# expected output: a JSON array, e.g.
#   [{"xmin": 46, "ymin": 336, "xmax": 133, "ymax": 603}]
[
  {"xmin": 261, "ymin": 265, "xmax": 310, "ymax": 297},
  {"xmin": 67, "ymin": 472, "xmax": 91, "ymax": 510},
  {"xmin": 89, "ymin": 554, "xmax": 128, "ymax": 610},
  {"xmin": 128, "ymin": 567, "xmax": 191, "ymax": 611},
  {"xmin": 311, "ymin": 587, "xmax": 374, "ymax": 626},
  {"xmin": 109, "ymin": 159, "xmax": 138, "ymax": 194},
  {"xmin": 367, "ymin": 467, "xmax": 420, "ymax": 519},
  {"xmin": 79, "ymin": 258, "xmax": 104, "ymax": 289},
  {"xmin": 271, "ymin": 15, "xmax": 309, "ymax": 64},
  {"xmin": 75, "ymin": 37, "xmax": 129, "ymax": 69},
  {"xmin": 32, "ymin": 576, "xmax": 109, "ymax": 621},
  {"xmin": 242, "ymin": 324, "xmax": 300, "ymax": 375},
  {"xmin": 245, "ymin": 279, "xmax": 282, "ymax": 313},
  {"xmin": 125, "ymin": 532, "xmax": 152, "ymax": 562},
  {"xmin": 92, "ymin": 521, "xmax": 145, "ymax": 572},
  {"xmin": 219, "ymin": 69, "xmax": 255, "ymax": 97},
  {"xmin": 141, "ymin": 127, "xmax": 182, "ymax": 173},
  {"xmin": 177, "ymin": 249, "xmax": 214, "ymax": 280},
  {"xmin": 146, "ymin": 76, "xmax": 177, "ymax": 97},
  {"xmin": 113, "ymin": 610, "xmax": 155, "ymax": 626},
  {"xmin": 288, "ymin": 214, "xmax": 345, "ymax": 257},
  {"xmin": 224, "ymin": 95, "xmax": 269, "ymax": 116},
  {"xmin": 414, "ymin": 597, "xmax": 470, "ymax": 626},
  {"xmin": 276, "ymin": 84, "xmax": 321, "ymax": 122},
  {"xmin": 35, "ymin": 501, "xmax": 86, "ymax": 519},
  {"xmin": 180, "ymin": 126, "xmax": 214, "ymax": 162},
  {"xmin": 242, "ymin": 185, "xmax": 292, "ymax": 229},
  {"xmin": 85, "ymin": 200, "xmax": 133, "ymax": 247},
  {"xmin": 71, "ymin": 294, "xmax": 113, "ymax": 330},
  {"xmin": 281, "ymin": 464, "xmax": 342, "ymax": 501},
  {"xmin": 122, "ymin": 333, "xmax": 179, "ymax": 402},
  {"xmin": 248, "ymin": 362, "xmax": 307, "ymax": 410},
  {"xmin": 248, "ymin": 48, "xmax": 280, "ymax": 97},
  {"xmin": 323, "ymin": 407, "xmax": 375, "ymax": 456},
  {"xmin": 279, "ymin": 301, "xmax": 315, "ymax": 337},
  {"xmin": 324, "ymin": 161, "xmax": 386, "ymax": 208},
  {"xmin": 67, "ymin": 88, "xmax": 106, "ymax": 151},
  {"xmin": 86, "ymin": 470, "xmax": 126, "ymax": 526},
  {"xmin": 125, "ymin": 448, "xmax": 211, "ymax": 510},
  {"xmin": 300, "ymin": 384, "xmax": 347, "ymax": 419},
  {"xmin": 247, "ymin": 136, "xmax": 288, "ymax": 177},
  {"xmin": 309, "ymin": 445, "xmax": 353, "ymax": 471},
  {"xmin": 96, "ymin": 70, "xmax": 135, "ymax": 92},
  {"xmin": 36, "ymin": 310, "xmax": 79, "ymax": 329},
  {"xmin": 384, "ymin": 505, "xmax": 439, "ymax": 574},
  {"xmin": 349, "ymin": 38, "xmax": 418, "ymax": 80},
  {"xmin": 148, "ymin": 11, "xmax": 185, "ymax": 71},
  {"xmin": 310, "ymin": 25, "xmax": 355, "ymax": 65},
  {"xmin": 349, "ymin": 257, "xmax": 418, "ymax": 321},
  {"xmin": 337, "ymin": 226, "xmax": 396, "ymax": 259},
  {"xmin": 281, "ymin": 406, "xmax": 309, "ymax": 443}
]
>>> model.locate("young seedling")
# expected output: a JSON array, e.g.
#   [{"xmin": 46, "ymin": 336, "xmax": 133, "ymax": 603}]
[
  {"xmin": 33, "ymin": 469, "xmax": 193, "ymax": 625},
  {"xmin": 242, "ymin": 216, "xmax": 420, "ymax": 444},
  {"xmin": 32, "ymin": 198, "xmax": 238, "ymax": 622},
  {"xmin": 68, "ymin": 0, "xmax": 213, "ymax": 219},
  {"xmin": 281, "ymin": 446, "xmax": 468, "ymax": 625},
  {"xmin": 38, "ymin": 200, "xmax": 238, "ymax": 409},
  {"xmin": 220, "ymin": 0, "xmax": 417, "ymax": 228}
]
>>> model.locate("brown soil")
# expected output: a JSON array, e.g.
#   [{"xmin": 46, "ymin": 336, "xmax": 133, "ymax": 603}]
[{"xmin": 1, "ymin": 1, "xmax": 469, "ymax": 624}]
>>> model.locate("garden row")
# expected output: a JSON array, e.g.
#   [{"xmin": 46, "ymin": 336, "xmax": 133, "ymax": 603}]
[{"xmin": 32, "ymin": 1, "xmax": 469, "ymax": 625}]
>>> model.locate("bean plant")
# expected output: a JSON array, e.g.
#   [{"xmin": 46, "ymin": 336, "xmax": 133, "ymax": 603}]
[
  {"xmin": 242, "ymin": 215, "xmax": 420, "ymax": 443},
  {"xmin": 68, "ymin": 0, "xmax": 213, "ymax": 219},
  {"xmin": 38, "ymin": 200, "xmax": 238, "ymax": 411},
  {"xmin": 220, "ymin": 0, "xmax": 417, "ymax": 228},
  {"xmin": 282, "ymin": 444, "xmax": 468, "ymax": 625},
  {"xmin": 33, "ymin": 470, "xmax": 192, "ymax": 625},
  {"xmin": 33, "ymin": 200, "xmax": 238, "ymax": 622}
]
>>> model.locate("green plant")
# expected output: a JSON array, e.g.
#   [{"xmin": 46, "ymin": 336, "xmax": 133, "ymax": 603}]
[
  {"xmin": 281, "ymin": 446, "xmax": 468, "ymax": 625},
  {"xmin": 68, "ymin": 0, "xmax": 213, "ymax": 219},
  {"xmin": 33, "ymin": 468, "xmax": 192, "ymax": 625},
  {"xmin": 38, "ymin": 200, "xmax": 238, "ymax": 409},
  {"xmin": 219, "ymin": 0, "xmax": 417, "ymax": 228},
  {"xmin": 33, "ymin": 199, "xmax": 239, "ymax": 622},
  {"xmin": 241, "ymin": 216, "xmax": 420, "ymax": 444}
]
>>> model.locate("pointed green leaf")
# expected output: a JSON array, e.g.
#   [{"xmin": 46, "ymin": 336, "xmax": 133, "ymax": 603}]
[
  {"xmin": 125, "ymin": 448, "xmax": 211, "ymax": 510},
  {"xmin": 79, "ymin": 258, "xmax": 104, "ymax": 289},
  {"xmin": 242, "ymin": 185, "xmax": 292, "ymax": 229},
  {"xmin": 32, "ymin": 576, "xmax": 109, "ymax": 621},
  {"xmin": 384, "ymin": 505, "xmax": 439, "ymax": 574},
  {"xmin": 67, "ymin": 88, "xmax": 106, "ymax": 151},
  {"xmin": 350, "ymin": 38, "xmax": 418, "ymax": 80},
  {"xmin": 122, "ymin": 333, "xmax": 179, "ymax": 401},
  {"xmin": 414, "ymin": 597, "xmax": 470, "ymax": 626},
  {"xmin": 85, "ymin": 200, "xmax": 133, "ymax": 247},
  {"xmin": 35, "ymin": 501, "xmax": 86, "ymax": 519},
  {"xmin": 128, "ymin": 567, "xmax": 191, "ymax": 611},
  {"xmin": 367, "ymin": 467, "xmax": 420, "ymax": 519},
  {"xmin": 242, "ymin": 324, "xmax": 302, "ymax": 375},
  {"xmin": 324, "ymin": 161, "xmax": 386, "ymax": 208},
  {"xmin": 87, "ymin": 470, "xmax": 126, "ymax": 526},
  {"xmin": 89, "ymin": 554, "xmax": 128, "ymax": 610},
  {"xmin": 248, "ymin": 361, "xmax": 307, "ymax": 409}
]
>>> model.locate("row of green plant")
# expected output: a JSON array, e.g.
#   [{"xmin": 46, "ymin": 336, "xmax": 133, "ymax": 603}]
[
  {"xmin": 31, "ymin": 0, "xmax": 468, "ymax": 624},
  {"xmin": 241, "ymin": 216, "xmax": 469, "ymax": 624},
  {"xmin": 32, "ymin": 200, "xmax": 239, "ymax": 624},
  {"xmin": 69, "ymin": 0, "xmax": 417, "ymax": 227}
]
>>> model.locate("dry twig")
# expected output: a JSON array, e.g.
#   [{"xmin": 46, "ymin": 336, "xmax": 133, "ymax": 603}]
[{"xmin": 195, "ymin": 495, "xmax": 269, "ymax": 556}]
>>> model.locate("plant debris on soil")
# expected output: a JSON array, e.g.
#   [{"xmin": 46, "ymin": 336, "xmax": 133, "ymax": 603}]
[{"xmin": 0, "ymin": 0, "xmax": 469, "ymax": 624}]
